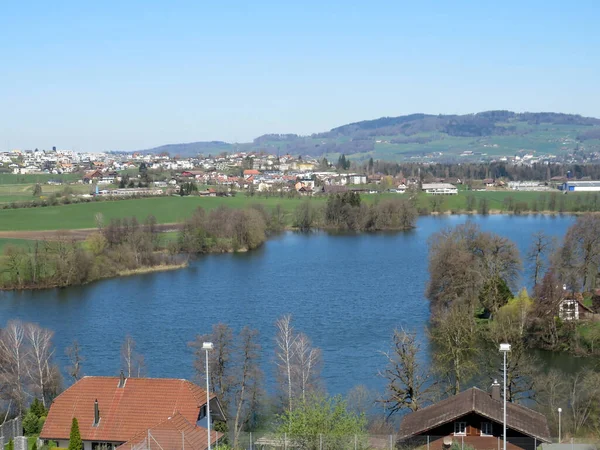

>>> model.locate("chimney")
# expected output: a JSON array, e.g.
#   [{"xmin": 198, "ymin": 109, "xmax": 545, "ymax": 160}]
[
  {"xmin": 118, "ymin": 370, "xmax": 126, "ymax": 388},
  {"xmin": 491, "ymin": 379, "xmax": 501, "ymax": 401},
  {"xmin": 93, "ymin": 399, "xmax": 100, "ymax": 426}
]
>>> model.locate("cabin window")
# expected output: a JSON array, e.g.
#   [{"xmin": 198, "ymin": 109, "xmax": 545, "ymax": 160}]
[
  {"xmin": 199, "ymin": 404, "xmax": 207, "ymax": 420},
  {"xmin": 454, "ymin": 422, "xmax": 467, "ymax": 436},
  {"xmin": 481, "ymin": 422, "xmax": 493, "ymax": 436}
]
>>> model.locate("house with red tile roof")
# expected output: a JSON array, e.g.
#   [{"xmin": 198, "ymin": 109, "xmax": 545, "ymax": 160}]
[{"xmin": 40, "ymin": 374, "xmax": 225, "ymax": 450}]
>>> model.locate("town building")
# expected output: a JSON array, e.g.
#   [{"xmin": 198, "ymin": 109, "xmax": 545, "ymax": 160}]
[
  {"xmin": 398, "ymin": 384, "xmax": 551, "ymax": 450},
  {"xmin": 561, "ymin": 181, "xmax": 600, "ymax": 192},
  {"xmin": 40, "ymin": 374, "xmax": 225, "ymax": 450},
  {"xmin": 421, "ymin": 183, "xmax": 458, "ymax": 195}
]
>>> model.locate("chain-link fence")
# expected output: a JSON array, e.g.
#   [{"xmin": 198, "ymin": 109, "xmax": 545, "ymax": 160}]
[
  {"xmin": 0, "ymin": 417, "xmax": 22, "ymax": 444},
  {"xmin": 232, "ymin": 433, "xmax": 600, "ymax": 450},
  {"xmin": 235, "ymin": 432, "xmax": 397, "ymax": 450}
]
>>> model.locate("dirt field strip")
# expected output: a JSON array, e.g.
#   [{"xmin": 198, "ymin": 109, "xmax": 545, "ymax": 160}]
[{"xmin": 0, "ymin": 223, "xmax": 184, "ymax": 241}]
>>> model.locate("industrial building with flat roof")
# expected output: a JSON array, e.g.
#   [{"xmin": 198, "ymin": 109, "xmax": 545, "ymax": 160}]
[{"xmin": 561, "ymin": 181, "xmax": 600, "ymax": 192}]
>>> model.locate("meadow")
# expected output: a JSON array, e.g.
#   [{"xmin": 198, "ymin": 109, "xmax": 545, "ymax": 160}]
[
  {"xmin": 0, "ymin": 189, "xmax": 592, "ymax": 234},
  {"xmin": 0, "ymin": 183, "xmax": 91, "ymax": 204}
]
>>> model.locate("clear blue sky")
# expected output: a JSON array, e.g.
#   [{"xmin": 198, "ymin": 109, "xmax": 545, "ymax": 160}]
[{"xmin": 1, "ymin": 0, "xmax": 599, "ymax": 152}]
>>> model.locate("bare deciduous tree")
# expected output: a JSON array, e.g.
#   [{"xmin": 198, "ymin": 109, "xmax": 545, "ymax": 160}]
[
  {"xmin": 275, "ymin": 315, "xmax": 297, "ymax": 413},
  {"xmin": 25, "ymin": 323, "xmax": 61, "ymax": 407},
  {"xmin": 231, "ymin": 327, "xmax": 262, "ymax": 449},
  {"xmin": 190, "ymin": 323, "xmax": 235, "ymax": 415},
  {"xmin": 120, "ymin": 335, "xmax": 145, "ymax": 378},
  {"xmin": 527, "ymin": 231, "xmax": 555, "ymax": 287},
  {"xmin": 275, "ymin": 315, "xmax": 322, "ymax": 413},
  {"xmin": 378, "ymin": 328, "xmax": 435, "ymax": 415},
  {"xmin": 292, "ymin": 332, "xmax": 321, "ymax": 404},
  {"xmin": 429, "ymin": 304, "xmax": 478, "ymax": 395},
  {"xmin": 427, "ymin": 223, "xmax": 521, "ymax": 315},
  {"xmin": 190, "ymin": 324, "xmax": 263, "ymax": 448},
  {"xmin": 66, "ymin": 340, "xmax": 84, "ymax": 382},
  {"xmin": 0, "ymin": 321, "xmax": 28, "ymax": 415}
]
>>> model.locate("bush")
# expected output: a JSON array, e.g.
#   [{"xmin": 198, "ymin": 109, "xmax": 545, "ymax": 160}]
[
  {"xmin": 23, "ymin": 411, "xmax": 41, "ymax": 435},
  {"xmin": 38, "ymin": 416, "xmax": 46, "ymax": 433}
]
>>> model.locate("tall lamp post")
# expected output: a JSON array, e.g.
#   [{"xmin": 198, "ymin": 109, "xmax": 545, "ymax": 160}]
[
  {"xmin": 203, "ymin": 342, "xmax": 214, "ymax": 450},
  {"xmin": 558, "ymin": 407, "xmax": 562, "ymax": 443},
  {"xmin": 499, "ymin": 343, "xmax": 511, "ymax": 450}
]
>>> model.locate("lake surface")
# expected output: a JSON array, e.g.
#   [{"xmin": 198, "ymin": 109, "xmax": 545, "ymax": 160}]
[{"xmin": 0, "ymin": 215, "xmax": 577, "ymax": 395}]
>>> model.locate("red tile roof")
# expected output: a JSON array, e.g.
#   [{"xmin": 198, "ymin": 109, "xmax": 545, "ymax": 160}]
[
  {"xmin": 116, "ymin": 412, "xmax": 222, "ymax": 450},
  {"xmin": 243, "ymin": 169, "xmax": 259, "ymax": 175},
  {"xmin": 41, "ymin": 377, "xmax": 215, "ymax": 443}
]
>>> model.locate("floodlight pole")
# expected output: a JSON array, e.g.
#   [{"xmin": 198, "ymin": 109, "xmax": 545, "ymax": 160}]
[
  {"xmin": 203, "ymin": 342, "xmax": 214, "ymax": 450},
  {"xmin": 499, "ymin": 343, "xmax": 511, "ymax": 450}
]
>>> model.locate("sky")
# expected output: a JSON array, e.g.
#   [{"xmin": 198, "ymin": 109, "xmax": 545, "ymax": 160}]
[{"xmin": 1, "ymin": 0, "xmax": 600, "ymax": 152}]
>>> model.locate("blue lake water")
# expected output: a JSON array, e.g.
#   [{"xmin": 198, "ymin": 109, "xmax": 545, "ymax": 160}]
[{"xmin": 0, "ymin": 215, "xmax": 576, "ymax": 395}]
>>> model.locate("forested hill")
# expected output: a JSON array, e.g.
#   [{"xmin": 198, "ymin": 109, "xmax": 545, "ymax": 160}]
[{"xmin": 128, "ymin": 111, "xmax": 600, "ymax": 161}]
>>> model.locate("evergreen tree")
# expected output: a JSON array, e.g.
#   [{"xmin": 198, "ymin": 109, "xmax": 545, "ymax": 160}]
[
  {"xmin": 30, "ymin": 398, "xmax": 47, "ymax": 418},
  {"xmin": 68, "ymin": 418, "xmax": 83, "ymax": 450}
]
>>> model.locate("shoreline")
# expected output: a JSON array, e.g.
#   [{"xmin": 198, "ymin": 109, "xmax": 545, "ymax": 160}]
[
  {"xmin": 0, "ymin": 210, "xmax": 582, "ymax": 241},
  {"xmin": 0, "ymin": 212, "xmax": 579, "ymax": 291},
  {"xmin": 0, "ymin": 262, "xmax": 189, "ymax": 292}
]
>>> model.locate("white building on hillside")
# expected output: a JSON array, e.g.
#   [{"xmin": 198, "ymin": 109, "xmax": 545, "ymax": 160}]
[{"xmin": 421, "ymin": 183, "xmax": 458, "ymax": 195}]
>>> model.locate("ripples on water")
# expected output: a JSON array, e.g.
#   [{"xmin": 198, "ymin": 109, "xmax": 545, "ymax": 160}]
[{"xmin": 0, "ymin": 215, "xmax": 576, "ymax": 394}]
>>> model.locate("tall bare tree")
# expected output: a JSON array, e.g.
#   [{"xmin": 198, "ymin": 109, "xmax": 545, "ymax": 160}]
[
  {"xmin": 378, "ymin": 328, "xmax": 436, "ymax": 415},
  {"xmin": 527, "ymin": 231, "xmax": 555, "ymax": 287},
  {"xmin": 292, "ymin": 333, "xmax": 321, "ymax": 403},
  {"xmin": 190, "ymin": 324, "xmax": 263, "ymax": 447},
  {"xmin": 429, "ymin": 304, "xmax": 478, "ymax": 395},
  {"xmin": 231, "ymin": 327, "xmax": 262, "ymax": 449},
  {"xmin": 0, "ymin": 321, "xmax": 28, "ymax": 415},
  {"xmin": 274, "ymin": 315, "xmax": 322, "ymax": 413},
  {"xmin": 65, "ymin": 340, "xmax": 84, "ymax": 382},
  {"xmin": 275, "ymin": 315, "xmax": 297, "ymax": 413},
  {"xmin": 25, "ymin": 323, "xmax": 61, "ymax": 407},
  {"xmin": 190, "ymin": 323, "xmax": 235, "ymax": 415},
  {"xmin": 120, "ymin": 335, "xmax": 145, "ymax": 378}
]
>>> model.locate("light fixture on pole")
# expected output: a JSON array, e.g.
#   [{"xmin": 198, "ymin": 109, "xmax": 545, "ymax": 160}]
[
  {"xmin": 558, "ymin": 407, "xmax": 562, "ymax": 443},
  {"xmin": 499, "ymin": 343, "xmax": 511, "ymax": 450},
  {"xmin": 203, "ymin": 342, "xmax": 214, "ymax": 450}
]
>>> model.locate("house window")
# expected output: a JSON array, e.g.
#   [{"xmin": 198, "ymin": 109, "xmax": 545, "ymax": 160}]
[
  {"xmin": 199, "ymin": 404, "xmax": 207, "ymax": 420},
  {"xmin": 481, "ymin": 422, "xmax": 493, "ymax": 436},
  {"xmin": 92, "ymin": 443, "xmax": 114, "ymax": 450},
  {"xmin": 454, "ymin": 422, "xmax": 467, "ymax": 436}
]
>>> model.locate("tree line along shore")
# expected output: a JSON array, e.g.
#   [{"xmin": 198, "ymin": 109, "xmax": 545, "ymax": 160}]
[
  {"xmin": 0, "ymin": 193, "xmax": 417, "ymax": 290},
  {"xmin": 3, "ymin": 189, "xmax": 600, "ymax": 289}
]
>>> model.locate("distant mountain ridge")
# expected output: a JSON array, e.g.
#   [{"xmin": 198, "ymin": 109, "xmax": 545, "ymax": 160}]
[{"xmin": 126, "ymin": 111, "xmax": 600, "ymax": 161}]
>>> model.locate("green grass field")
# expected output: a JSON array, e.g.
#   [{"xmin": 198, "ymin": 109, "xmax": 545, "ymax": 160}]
[
  {"xmin": 0, "ymin": 238, "xmax": 33, "ymax": 251},
  {"xmin": 0, "ymin": 183, "xmax": 93, "ymax": 204},
  {"xmin": 0, "ymin": 173, "xmax": 82, "ymax": 184},
  {"xmin": 0, "ymin": 195, "xmax": 323, "ymax": 231},
  {"xmin": 0, "ymin": 190, "xmax": 592, "ymax": 232}
]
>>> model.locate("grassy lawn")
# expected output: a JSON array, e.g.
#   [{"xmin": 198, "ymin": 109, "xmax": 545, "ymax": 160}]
[{"xmin": 0, "ymin": 195, "xmax": 324, "ymax": 231}]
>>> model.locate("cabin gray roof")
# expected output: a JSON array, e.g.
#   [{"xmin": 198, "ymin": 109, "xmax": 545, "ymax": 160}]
[{"xmin": 399, "ymin": 387, "xmax": 551, "ymax": 443}]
